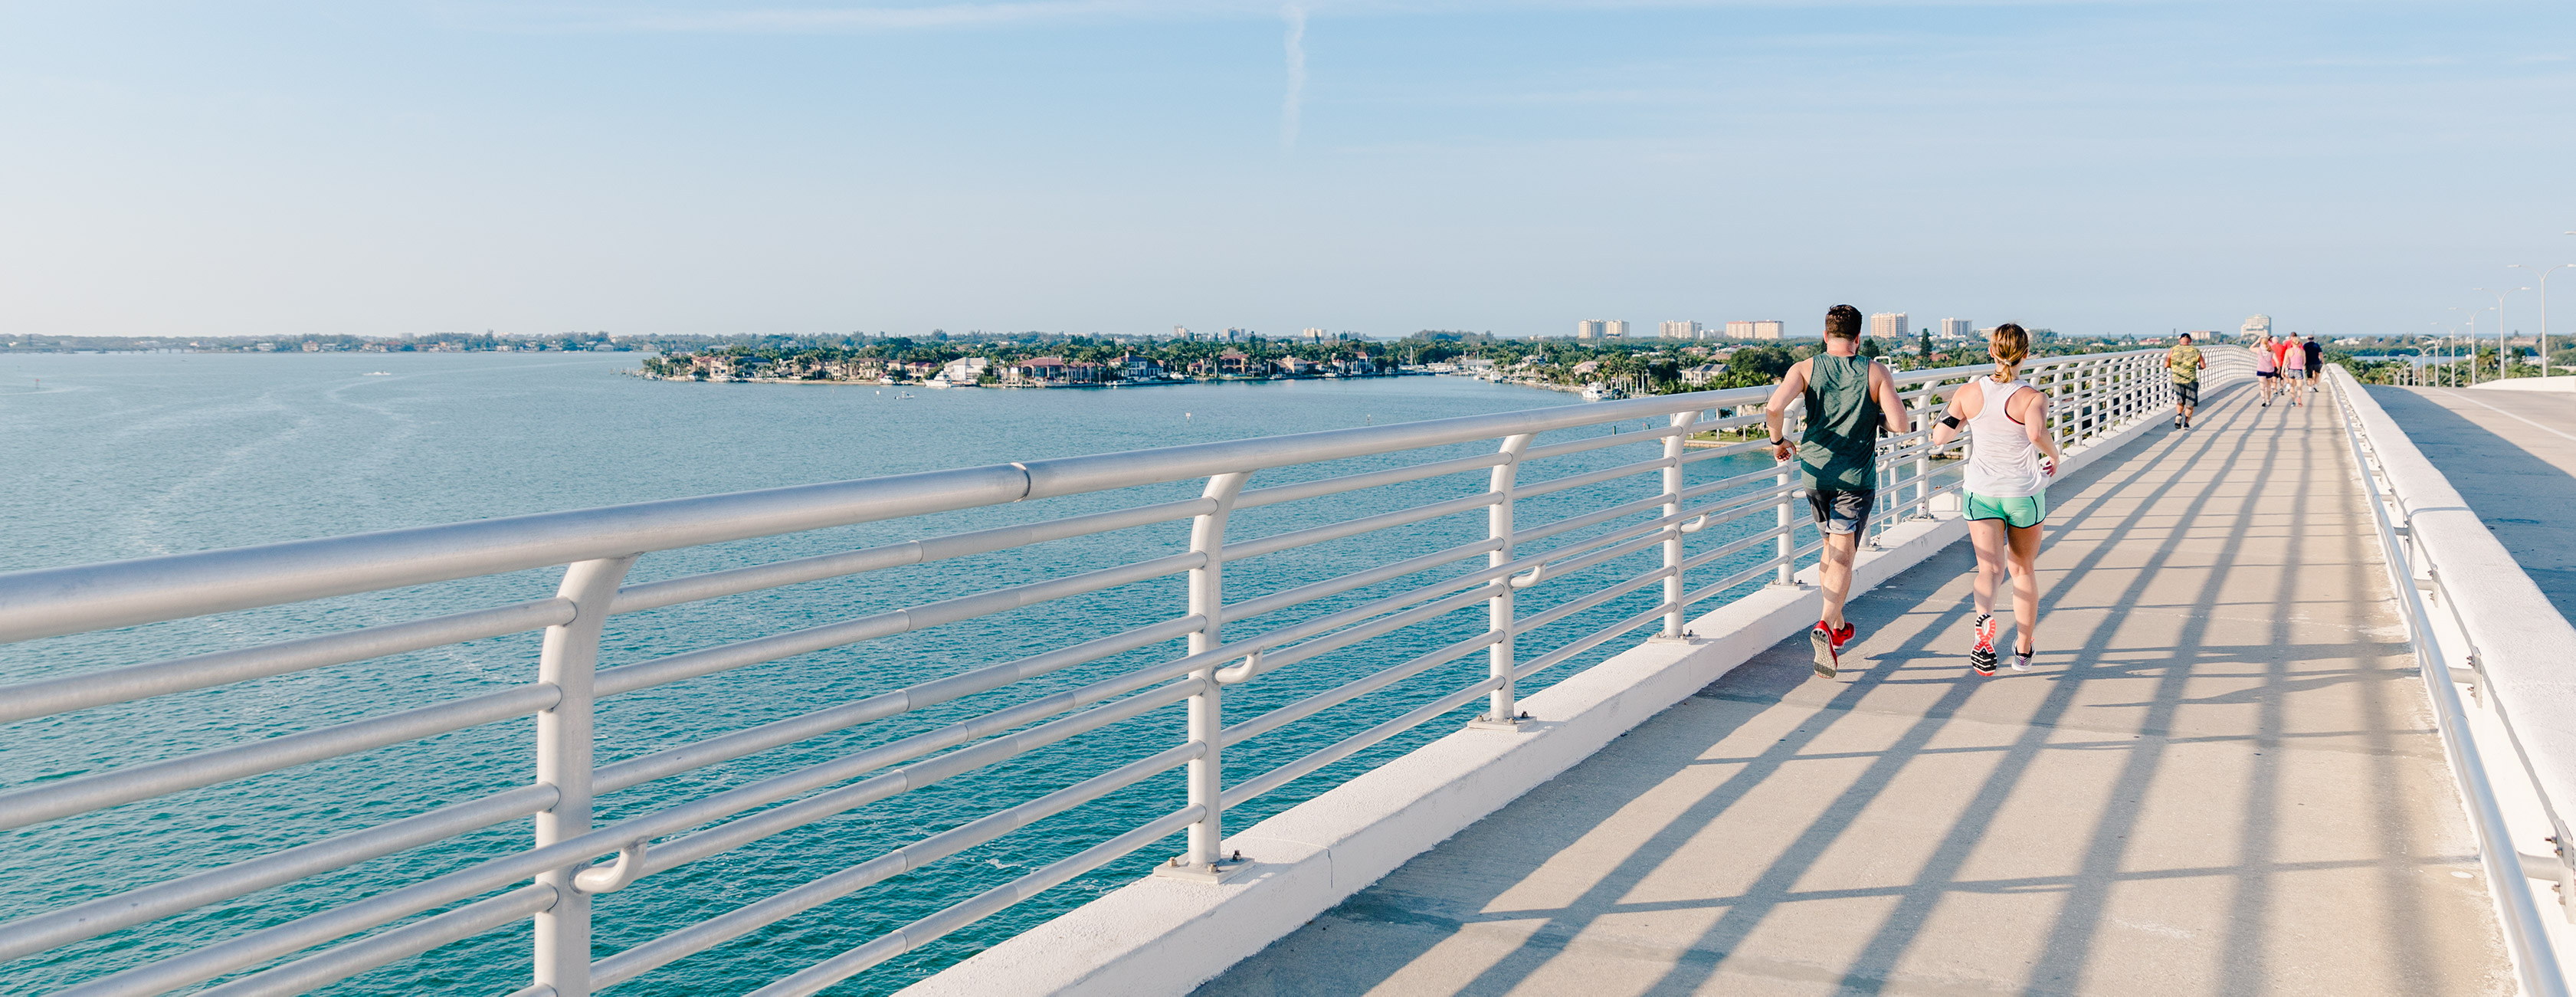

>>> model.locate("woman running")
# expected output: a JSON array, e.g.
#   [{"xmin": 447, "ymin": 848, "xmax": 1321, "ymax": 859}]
[
  {"xmin": 2253, "ymin": 333, "xmax": 2280, "ymax": 405},
  {"xmin": 1930, "ymin": 324, "xmax": 2064, "ymax": 675}
]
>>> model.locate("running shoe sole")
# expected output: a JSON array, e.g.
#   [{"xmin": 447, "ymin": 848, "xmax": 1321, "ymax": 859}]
[
  {"xmin": 1811, "ymin": 625, "xmax": 1837, "ymax": 678},
  {"xmin": 1969, "ymin": 613, "xmax": 1997, "ymax": 675}
]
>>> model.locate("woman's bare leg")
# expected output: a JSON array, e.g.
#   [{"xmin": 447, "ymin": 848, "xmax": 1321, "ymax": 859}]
[
  {"xmin": 1969, "ymin": 518, "xmax": 2009, "ymax": 617},
  {"xmin": 2006, "ymin": 522, "xmax": 2043, "ymax": 654}
]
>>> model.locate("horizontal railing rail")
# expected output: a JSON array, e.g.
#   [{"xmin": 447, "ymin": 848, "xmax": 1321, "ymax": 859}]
[
  {"xmin": 1, "ymin": 348, "xmax": 2190, "ymax": 996},
  {"xmin": 2326, "ymin": 365, "xmax": 2573, "ymax": 997}
]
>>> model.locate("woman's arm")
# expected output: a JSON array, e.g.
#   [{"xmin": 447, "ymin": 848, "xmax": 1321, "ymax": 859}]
[
  {"xmin": 2019, "ymin": 389, "xmax": 2064, "ymax": 474},
  {"xmin": 1929, "ymin": 389, "xmax": 1971, "ymax": 446}
]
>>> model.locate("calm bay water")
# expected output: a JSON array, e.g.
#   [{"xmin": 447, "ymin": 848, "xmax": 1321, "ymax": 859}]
[{"xmin": 0, "ymin": 353, "xmax": 1791, "ymax": 995}]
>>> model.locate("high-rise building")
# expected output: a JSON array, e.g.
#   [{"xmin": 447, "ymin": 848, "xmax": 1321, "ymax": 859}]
[
  {"xmin": 1604, "ymin": 320, "xmax": 1629, "ymax": 339},
  {"xmin": 1751, "ymin": 320, "xmax": 1785, "ymax": 340},
  {"xmin": 1302, "ymin": 327, "xmax": 1327, "ymax": 343},
  {"xmin": 2242, "ymin": 314, "xmax": 2272, "ymax": 339},
  {"xmin": 1939, "ymin": 318, "xmax": 1971, "ymax": 340},
  {"xmin": 1869, "ymin": 313, "xmax": 1908, "ymax": 338},
  {"xmin": 1577, "ymin": 320, "xmax": 1608, "ymax": 340},
  {"xmin": 1724, "ymin": 320, "xmax": 1756, "ymax": 339},
  {"xmin": 1659, "ymin": 320, "xmax": 1702, "ymax": 339}
]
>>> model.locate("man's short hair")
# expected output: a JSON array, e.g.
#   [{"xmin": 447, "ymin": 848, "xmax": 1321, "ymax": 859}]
[{"xmin": 1824, "ymin": 305, "xmax": 1863, "ymax": 339}]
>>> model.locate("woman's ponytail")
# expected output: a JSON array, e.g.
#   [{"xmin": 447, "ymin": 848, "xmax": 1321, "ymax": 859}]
[{"xmin": 1990, "ymin": 323, "xmax": 2030, "ymax": 382}]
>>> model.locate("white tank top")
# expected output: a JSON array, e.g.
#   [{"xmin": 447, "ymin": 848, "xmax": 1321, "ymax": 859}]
[{"xmin": 1965, "ymin": 376, "xmax": 2047, "ymax": 498}]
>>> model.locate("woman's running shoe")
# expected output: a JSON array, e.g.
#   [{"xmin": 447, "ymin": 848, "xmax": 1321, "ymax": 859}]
[
  {"xmin": 2011, "ymin": 646, "xmax": 2034, "ymax": 672},
  {"xmin": 1969, "ymin": 612, "xmax": 1998, "ymax": 676},
  {"xmin": 1811, "ymin": 620, "xmax": 1855, "ymax": 678}
]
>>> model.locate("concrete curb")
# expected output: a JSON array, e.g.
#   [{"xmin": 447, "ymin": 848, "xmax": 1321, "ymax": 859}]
[
  {"xmin": 2341, "ymin": 371, "xmax": 2576, "ymax": 857},
  {"xmin": 906, "ymin": 385, "xmax": 2192, "ymax": 997}
]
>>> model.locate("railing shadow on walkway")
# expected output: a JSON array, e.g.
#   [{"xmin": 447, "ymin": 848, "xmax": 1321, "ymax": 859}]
[{"xmin": 1204, "ymin": 378, "xmax": 2512, "ymax": 996}]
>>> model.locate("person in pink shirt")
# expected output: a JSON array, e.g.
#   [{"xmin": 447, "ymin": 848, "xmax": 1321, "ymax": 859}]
[
  {"xmin": 2279, "ymin": 333, "xmax": 2307, "ymax": 405},
  {"xmin": 2254, "ymin": 334, "xmax": 2280, "ymax": 406}
]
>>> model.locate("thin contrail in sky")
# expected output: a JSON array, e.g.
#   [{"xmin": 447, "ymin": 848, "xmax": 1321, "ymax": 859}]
[{"xmin": 1281, "ymin": 5, "xmax": 1306, "ymax": 150}]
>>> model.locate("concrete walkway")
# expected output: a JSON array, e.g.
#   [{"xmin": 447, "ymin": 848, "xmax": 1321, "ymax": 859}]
[
  {"xmin": 2365, "ymin": 385, "xmax": 2576, "ymax": 623},
  {"xmin": 1204, "ymin": 382, "xmax": 2510, "ymax": 995}
]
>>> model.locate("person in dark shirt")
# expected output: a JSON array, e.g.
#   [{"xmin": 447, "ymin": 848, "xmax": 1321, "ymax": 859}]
[
  {"xmin": 1764, "ymin": 304, "xmax": 1911, "ymax": 678},
  {"xmin": 2302, "ymin": 336, "xmax": 2325, "ymax": 392}
]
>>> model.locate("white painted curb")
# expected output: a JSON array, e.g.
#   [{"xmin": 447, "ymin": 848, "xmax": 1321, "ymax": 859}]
[{"xmin": 906, "ymin": 378, "xmax": 2204, "ymax": 997}]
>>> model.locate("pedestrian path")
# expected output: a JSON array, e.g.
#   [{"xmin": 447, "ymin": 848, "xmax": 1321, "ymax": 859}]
[{"xmin": 1202, "ymin": 381, "xmax": 2512, "ymax": 995}]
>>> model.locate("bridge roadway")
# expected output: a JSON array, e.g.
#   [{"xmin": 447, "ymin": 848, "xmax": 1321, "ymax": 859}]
[
  {"xmin": 2366, "ymin": 384, "xmax": 2576, "ymax": 624},
  {"xmin": 1202, "ymin": 382, "xmax": 2512, "ymax": 994}
]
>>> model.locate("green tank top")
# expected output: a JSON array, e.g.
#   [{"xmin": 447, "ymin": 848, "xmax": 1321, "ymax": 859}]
[{"xmin": 1798, "ymin": 353, "xmax": 1881, "ymax": 490}]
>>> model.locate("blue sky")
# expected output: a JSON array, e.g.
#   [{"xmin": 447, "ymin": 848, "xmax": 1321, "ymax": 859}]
[{"xmin": 3, "ymin": 2, "xmax": 2571, "ymax": 340}]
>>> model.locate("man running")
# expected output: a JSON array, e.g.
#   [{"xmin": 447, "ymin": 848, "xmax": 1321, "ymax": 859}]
[
  {"xmin": 2166, "ymin": 333, "xmax": 2204, "ymax": 429},
  {"xmin": 1929, "ymin": 324, "xmax": 2064, "ymax": 675},
  {"xmin": 2302, "ymin": 335, "xmax": 2325, "ymax": 392},
  {"xmin": 1766, "ymin": 304, "xmax": 1912, "ymax": 678}
]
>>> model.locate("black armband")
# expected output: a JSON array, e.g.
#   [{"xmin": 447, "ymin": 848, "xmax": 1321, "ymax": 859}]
[{"xmin": 1939, "ymin": 415, "xmax": 1962, "ymax": 430}]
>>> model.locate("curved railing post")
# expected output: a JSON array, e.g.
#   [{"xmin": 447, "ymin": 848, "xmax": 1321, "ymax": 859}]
[
  {"xmin": 1178, "ymin": 471, "xmax": 1250, "ymax": 876},
  {"xmin": 1912, "ymin": 379, "xmax": 1935, "ymax": 519},
  {"xmin": 1660, "ymin": 413, "xmax": 1693, "ymax": 637},
  {"xmin": 1774, "ymin": 398, "xmax": 1798, "ymax": 587},
  {"xmin": 534, "ymin": 554, "xmax": 638, "ymax": 997},
  {"xmin": 1482, "ymin": 435, "xmax": 1539, "ymax": 726}
]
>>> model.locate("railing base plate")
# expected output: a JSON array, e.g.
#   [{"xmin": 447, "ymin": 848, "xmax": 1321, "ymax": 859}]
[
  {"xmin": 1467, "ymin": 713, "xmax": 1533, "ymax": 733},
  {"xmin": 1151, "ymin": 856, "xmax": 1250, "ymax": 884}
]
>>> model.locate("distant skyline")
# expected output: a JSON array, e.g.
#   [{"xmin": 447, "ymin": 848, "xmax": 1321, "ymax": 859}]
[{"xmin": 2, "ymin": 2, "xmax": 2571, "ymax": 340}]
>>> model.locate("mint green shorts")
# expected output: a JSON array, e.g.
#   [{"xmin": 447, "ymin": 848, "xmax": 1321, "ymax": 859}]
[{"xmin": 1965, "ymin": 491, "xmax": 2047, "ymax": 529}]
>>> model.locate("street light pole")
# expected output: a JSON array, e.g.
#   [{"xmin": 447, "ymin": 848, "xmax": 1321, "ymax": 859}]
[
  {"xmin": 2520, "ymin": 261, "xmax": 2576, "ymax": 380},
  {"xmin": 2450, "ymin": 307, "xmax": 2478, "ymax": 385},
  {"xmin": 2473, "ymin": 287, "xmax": 2528, "ymax": 381}
]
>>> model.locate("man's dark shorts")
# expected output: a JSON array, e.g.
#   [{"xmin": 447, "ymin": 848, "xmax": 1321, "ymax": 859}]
[
  {"xmin": 2175, "ymin": 381, "xmax": 2199, "ymax": 406},
  {"xmin": 1807, "ymin": 489, "xmax": 1874, "ymax": 536}
]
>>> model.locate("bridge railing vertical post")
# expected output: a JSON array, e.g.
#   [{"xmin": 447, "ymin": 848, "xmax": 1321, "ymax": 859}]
[
  {"xmin": 1913, "ymin": 379, "xmax": 1935, "ymax": 517},
  {"xmin": 1775, "ymin": 402, "xmax": 1798, "ymax": 586},
  {"xmin": 1487, "ymin": 435, "xmax": 1535, "ymax": 722},
  {"xmin": 533, "ymin": 554, "xmax": 638, "ymax": 997},
  {"xmin": 1661, "ymin": 414, "xmax": 1691, "ymax": 635},
  {"xmin": 1181, "ymin": 471, "xmax": 1252, "ymax": 873}
]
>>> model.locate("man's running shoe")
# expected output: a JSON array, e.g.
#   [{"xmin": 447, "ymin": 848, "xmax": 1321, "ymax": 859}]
[
  {"xmin": 2011, "ymin": 646, "xmax": 2034, "ymax": 672},
  {"xmin": 1969, "ymin": 612, "xmax": 1998, "ymax": 676},
  {"xmin": 1811, "ymin": 620, "xmax": 1854, "ymax": 678}
]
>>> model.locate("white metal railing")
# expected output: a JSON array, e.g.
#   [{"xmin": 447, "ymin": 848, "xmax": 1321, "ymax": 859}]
[
  {"xmin": 2326, "ymin": 365, "xmax": 2574, "ymax": 997},
  {"xmin": 0, "ymin": 349, "xmax": 2184, "ymax": 996}
]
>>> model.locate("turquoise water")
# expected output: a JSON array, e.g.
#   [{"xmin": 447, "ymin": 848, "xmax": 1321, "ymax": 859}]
[{"xmin": 0, "ymin": 353, "xmax": 1797, "ymax": 994}]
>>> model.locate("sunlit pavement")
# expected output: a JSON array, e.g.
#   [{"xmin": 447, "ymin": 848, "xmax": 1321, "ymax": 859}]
[{"xmin": 1201, "ymin": 382, "xmax": 2510, "ymax": 996}]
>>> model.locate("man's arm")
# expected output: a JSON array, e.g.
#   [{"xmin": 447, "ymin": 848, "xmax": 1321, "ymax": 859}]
[
  {"xmin": 1870, "ymin": 362, "xmax": 1909, "ymax": 434},
  {"xmin": 1765, "ymin": 360, "xmax": 1809, "ymax": 461}
]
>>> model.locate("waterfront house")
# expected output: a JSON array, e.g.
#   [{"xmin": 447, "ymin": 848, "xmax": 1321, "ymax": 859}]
[
  {"xmin": 1007, "ymin": 356, "xmax": 1070, "ymax": 385},
  {"xmin": 1681, "ymin": 363, "xmax": 1723, "ymax": 387},
  {"xmin": 1117, "ymin": 354, "xmax": 1165, "ymax": 382},
  {"xmin": 1218, "ymin": 351, "xmax": 1263, "ymax": 377}
]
